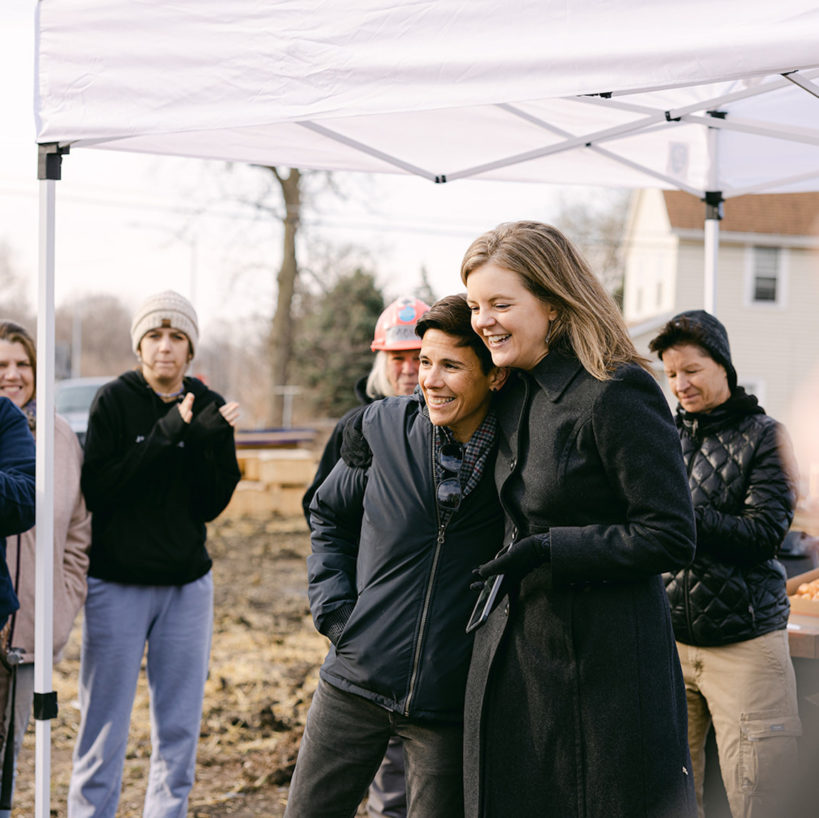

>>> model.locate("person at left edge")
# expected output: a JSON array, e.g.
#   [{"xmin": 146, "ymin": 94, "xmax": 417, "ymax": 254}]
[
  {"xmin": 285, "ymin": 294, "xmax": 508, "ymax": 818},
  {"xmin": 0, "ymin": 320, "xmax": 90, "ymax": 818},
  {"xmin": 0, "ymin": 396, "xmax": 35, "ymax": 630},
  {"xmin": 67, "ymin": 291, "xmax": 241, "ymax": 818}
]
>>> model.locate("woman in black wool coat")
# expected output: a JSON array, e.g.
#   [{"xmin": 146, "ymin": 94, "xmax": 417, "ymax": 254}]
[{"xmin": 461, "ymin": 221, "xmax": 698, "ymax": 818}]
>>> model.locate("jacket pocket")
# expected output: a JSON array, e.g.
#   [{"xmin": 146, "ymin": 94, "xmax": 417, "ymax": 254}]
[{"xmin": 739, "ymin": 711, "xmax": 801, "ymax": 799}]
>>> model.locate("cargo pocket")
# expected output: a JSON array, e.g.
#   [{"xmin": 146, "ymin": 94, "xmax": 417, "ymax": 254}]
[{"xmin": 738, "ymin": 711, "xmax": 801, "ymax": 801}]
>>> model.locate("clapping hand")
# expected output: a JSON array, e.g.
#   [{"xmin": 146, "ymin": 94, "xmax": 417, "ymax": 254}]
[
  {"xmin": 219, "ymin": 401, "xmax": 240, "ymax": 428},
  {"xmin": 177, "ymin": 392, "xmax": 195, "ymax": 423}
]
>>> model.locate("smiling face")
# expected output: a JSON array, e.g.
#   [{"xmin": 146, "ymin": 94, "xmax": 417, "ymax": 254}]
[
  {"xmin": 418, "ymin": 329, "xmax": 504, "ymax": 443},
  {"xmin": 138, "ymin": 326, "xmax": 191, "ymax": 393},
  {"xmin": 0, "ymin": 339, "xmax": 35, "ymax": 409},
  {"xmin": 466, "ymin": 262, "xmax": 558, "ymax": 371},
  {"xmin": 386, "ymin": 349, "xmax": 421, "ymax": 396},
  {"xmin": 661, "ymin": 343, "xmax": 731, "ymax": 413}
]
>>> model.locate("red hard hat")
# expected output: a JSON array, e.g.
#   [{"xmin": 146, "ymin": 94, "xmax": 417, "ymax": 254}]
[{"xmin": 371, "ymin": 296, "xmax": 431, "ymax": 351}]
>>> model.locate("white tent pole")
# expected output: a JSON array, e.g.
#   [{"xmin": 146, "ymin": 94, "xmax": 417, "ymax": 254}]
[
  {"xmin": 496, "ymin": 103, "xmax": 705, "ymax": 196},
  {"xmin": 703, "ymin": 215, "xmax": 720, "ymax": 314},
  {"xmin": 34, "ymin": 144, "xmax": 66, "ymax": 818},
  {"xmin": 296, "ymin": 122, "xmax": 439, "ymax": 181},
  {"xmin": 726, "ymin": 168, "xmax": 819, "ymax": 197},
  {"xmin": 703, "ymin": 122, "xmax": 722, "ymax": 315},
  {"xmin": 682, "ymin": 113, "xmax": 819, "ymax": 146},
  {"xmin": 783, "ymin": 70, "xmax": 819, "ymax": 99}
]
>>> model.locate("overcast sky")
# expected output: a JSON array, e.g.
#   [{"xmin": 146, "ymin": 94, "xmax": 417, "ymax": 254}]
[{"xmin": 2, "ymin": 1, "xmax": 610, "ymax": 333}]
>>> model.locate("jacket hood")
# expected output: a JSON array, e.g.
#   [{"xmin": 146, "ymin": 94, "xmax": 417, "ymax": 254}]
[{"xmin": 353, "ymin": 375, "xmax": 372, "ymax": 405}]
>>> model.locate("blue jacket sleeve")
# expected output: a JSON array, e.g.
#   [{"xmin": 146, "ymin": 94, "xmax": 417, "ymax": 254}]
[
  {"xmin": 0, "ymin": 398, "xmax": 36, "ymax": 537},
  {"xmin": 306, "ymin": 458, "xmax": 366, "ymax": 639}
]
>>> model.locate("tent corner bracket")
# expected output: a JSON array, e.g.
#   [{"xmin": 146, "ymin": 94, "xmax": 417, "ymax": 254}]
[
  {"xmin": 703, "ymin": 190, "xmax": 724, "ymax": 221},
  {"xmin": 33, "ymin": 691, "xmax": 58, "ymax": 721},
  {"xmin": 37, "ymin": 143, "xmax": 70, "ymax": 181}
]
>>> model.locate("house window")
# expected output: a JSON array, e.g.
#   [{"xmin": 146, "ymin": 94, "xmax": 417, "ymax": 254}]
[{"xmin": 752, "ymin": 247, "xmax": 779, "ymax": 303}]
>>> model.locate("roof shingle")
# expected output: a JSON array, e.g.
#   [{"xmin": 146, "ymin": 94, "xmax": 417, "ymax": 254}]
[{"xmin": 663, "ymin": 191, "xmax": 819, "ymax": 236}]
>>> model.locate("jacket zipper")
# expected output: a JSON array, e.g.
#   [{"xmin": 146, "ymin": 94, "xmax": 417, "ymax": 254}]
[{"xmin": 404, "ymin": 434, "xmax": 449, "ymax": 716}]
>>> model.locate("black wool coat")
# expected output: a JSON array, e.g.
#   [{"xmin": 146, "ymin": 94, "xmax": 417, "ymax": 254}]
[{"xmin": 463, "ymin": 351, "xmax": 697, "ymax": 818}]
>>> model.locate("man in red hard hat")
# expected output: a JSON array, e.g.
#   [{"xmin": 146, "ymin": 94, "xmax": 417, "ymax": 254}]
[{"xmin": 301, "ymin": 294, "xmax": 430, "ymax": 818}]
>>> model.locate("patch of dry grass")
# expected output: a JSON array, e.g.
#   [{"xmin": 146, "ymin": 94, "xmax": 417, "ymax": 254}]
[{"xmin": 12, "ymin": 516, "xmax": 335, "ymax": 817}]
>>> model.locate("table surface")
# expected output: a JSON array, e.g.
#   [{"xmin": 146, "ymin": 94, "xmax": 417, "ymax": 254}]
[{"xmin": 788, "ymin": 613, "xmax": 819, "ymax": 659}]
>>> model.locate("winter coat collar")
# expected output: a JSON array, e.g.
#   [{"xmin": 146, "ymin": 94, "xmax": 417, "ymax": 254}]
[
  {"xmin": 677, "ymin": 386, "xmax": 765, "ymax": 436},
  {"xmin": 523, "ymin": 349, "xmax": 584, "ymax": 402}
]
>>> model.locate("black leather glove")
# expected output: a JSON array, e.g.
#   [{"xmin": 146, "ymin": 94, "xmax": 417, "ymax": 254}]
[{"xmin": 475, "ymin": 532, "xmax": 551, "ymax": 583}]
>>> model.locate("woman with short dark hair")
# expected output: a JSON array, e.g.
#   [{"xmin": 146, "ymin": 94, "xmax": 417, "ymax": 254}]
[{"xmin": 286, "ymin": 295, "xmax": 508, "ymax": 818}]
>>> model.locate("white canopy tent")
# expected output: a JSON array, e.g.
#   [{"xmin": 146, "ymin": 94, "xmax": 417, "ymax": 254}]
[{"xmin": 31, "ymin": 1, "xmax": 819, "ymax": 815}]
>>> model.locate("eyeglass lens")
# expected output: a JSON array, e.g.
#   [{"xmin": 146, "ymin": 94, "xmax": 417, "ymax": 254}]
[
  {"xmin": 437, "ymin": 477, "xmax": 462, "ymax": 510},
  {"xmin": 439, "ymin": 443, "xmax": 463, "ymax": 474}
]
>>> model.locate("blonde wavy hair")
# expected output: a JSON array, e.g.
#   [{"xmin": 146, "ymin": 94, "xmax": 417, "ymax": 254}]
[{"xmin": 460, "ymin": 221, "xmax": 647, "ymax": 380}]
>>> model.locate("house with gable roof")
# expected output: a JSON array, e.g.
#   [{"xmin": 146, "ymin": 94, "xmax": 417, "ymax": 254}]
[{"xmin": 623, "ymin": 189, "xmax": 819, "ymax": 501}]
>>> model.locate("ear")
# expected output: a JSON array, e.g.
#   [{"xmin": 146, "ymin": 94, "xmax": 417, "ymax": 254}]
[{"xmin": 489, "ymin": 366, "xmax": 510, "ymax": 392}]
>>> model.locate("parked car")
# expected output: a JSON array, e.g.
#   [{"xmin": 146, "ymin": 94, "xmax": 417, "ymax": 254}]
[{"xmin": 55, "ymin": 376, "xmax": 112, "ymax": 447}]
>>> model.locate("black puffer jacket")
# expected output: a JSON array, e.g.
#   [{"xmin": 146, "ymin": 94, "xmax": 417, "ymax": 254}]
[
  {"xmin": 664, "ymin": 389, "xmax": 795, "ymax": 646},
  {"xmin": 308, "ymin": 393, "xmax": 503, "ymax": 721}
]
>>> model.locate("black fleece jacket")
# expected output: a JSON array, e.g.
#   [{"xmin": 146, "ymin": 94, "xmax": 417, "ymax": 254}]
[{"xmin": 81, "ymin": 370, "xmax": 240, "ymax": 585}]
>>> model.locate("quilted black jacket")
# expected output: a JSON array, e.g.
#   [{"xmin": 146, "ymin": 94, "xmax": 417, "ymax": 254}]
[{"xmin": 664, "ymin": 389, "xmax": 795, "ymax": 646}]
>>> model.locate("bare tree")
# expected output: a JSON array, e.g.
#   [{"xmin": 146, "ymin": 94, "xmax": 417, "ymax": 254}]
[
  {"xmin": 553, "ymin": 188, "xmax": 631, "ymax": 307},
  {"xmin": 56, "ymin": 294, "xmax": 135, "ymax": 377},
  {"xmin": 0, "ymin": 242, "xmax": 34, "ymax": 326},
  {"xmin": 268, "ymin": 167, "xmax": 301, "ymax": 426}
]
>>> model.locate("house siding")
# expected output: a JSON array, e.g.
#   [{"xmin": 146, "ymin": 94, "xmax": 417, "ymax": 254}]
[{"xmin": 623, "ymin": 189, "xmax": 819, "ymax": 502}]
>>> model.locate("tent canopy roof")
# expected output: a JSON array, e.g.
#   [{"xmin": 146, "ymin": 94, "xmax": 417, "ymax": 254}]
[{"xmin": 35, "ymin": 1, "xmax": 819, "ymax": 195}]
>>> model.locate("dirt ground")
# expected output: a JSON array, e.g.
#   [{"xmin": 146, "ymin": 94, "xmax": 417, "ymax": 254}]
[
  {"xmin": 10, "ymin": 509, "xmax": 819, "ymax": 816},
  {"xmin": 10, "ymin": 515, "xmax": 362, "ymax": 817}
]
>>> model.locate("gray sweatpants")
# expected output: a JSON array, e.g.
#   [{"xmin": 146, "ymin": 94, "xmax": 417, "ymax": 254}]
[{"xmin": 68, "ymin": 573, "xmax": 213, "ymax": 818}]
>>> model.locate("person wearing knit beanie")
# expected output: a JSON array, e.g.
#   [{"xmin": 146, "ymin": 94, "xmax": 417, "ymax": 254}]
[
  {"xmin": 68, "ymin": 289, "xmax": 241, "ymax": 818},
  {"xmin": 649, "ymin": 309, "xmax": 799, "ymax": 817},
  {"xmin": 649, "ymin": 308, "xmax": 738, "ymax": 393},
  {"xmin": 130, "ymin": 290, "xmax": 199, "ymax": 358}
]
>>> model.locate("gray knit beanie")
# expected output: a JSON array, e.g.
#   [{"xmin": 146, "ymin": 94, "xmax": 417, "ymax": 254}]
[{"xmin": 131, "ymin": 290, "xmax": 199, "ymax": 358}]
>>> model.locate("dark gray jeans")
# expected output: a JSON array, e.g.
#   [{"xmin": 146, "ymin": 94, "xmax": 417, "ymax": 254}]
[{"xmin": 284, "ymin": 679, "xmax": 464, "ymax": 818}]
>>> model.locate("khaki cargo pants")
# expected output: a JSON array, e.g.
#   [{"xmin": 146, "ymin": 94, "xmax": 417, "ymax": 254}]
[{"xmin": 677, "ymin": 630, "xmax": 801, "ymax": 818}]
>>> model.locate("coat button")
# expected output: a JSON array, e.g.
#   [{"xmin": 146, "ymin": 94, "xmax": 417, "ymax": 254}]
[
  {"xmin": 511, "ymin": 527, "xmax": 518, "ymax": 541},
  {"xmin": 509, "ymin": 458, "xmax": 516, "ymax": 470},
  {"xmin": 504, "ymin": 602, "xmax": 510, "ymax": 616}
]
